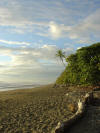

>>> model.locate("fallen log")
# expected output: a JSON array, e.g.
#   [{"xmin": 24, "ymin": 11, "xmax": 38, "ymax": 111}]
[{"xmin": 51, "ymin": 92, "xmax": 93, "ymax": 133}]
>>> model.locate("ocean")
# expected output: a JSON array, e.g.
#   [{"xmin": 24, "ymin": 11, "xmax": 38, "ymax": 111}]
[{"xmin": 0, "ymin": 82, "xmax": 40, "ymax": 91}]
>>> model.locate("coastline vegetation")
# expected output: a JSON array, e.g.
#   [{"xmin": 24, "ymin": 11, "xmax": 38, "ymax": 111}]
[{"xmin": 56, "ymin": 42, "xmax": 100, "ymax": 86}]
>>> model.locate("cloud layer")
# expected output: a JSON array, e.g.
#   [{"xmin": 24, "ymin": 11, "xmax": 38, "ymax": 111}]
[
  {"xmin": 0, "ymin": 0, "xmax": 99, "ymax": 42},
  {"xmin": 0, "ymin": 44, "xmax": 74, "ymax": 83},
  {"xmin": 0, "ymin": 0, "xmax": 99, "ymax": 84},
  {"xmin": 0, "ymin": 40, "xmax": 30, "ymax": 45}
]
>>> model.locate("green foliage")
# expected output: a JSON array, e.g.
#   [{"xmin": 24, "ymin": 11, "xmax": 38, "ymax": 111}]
[{"xmin": 56, "ymin": 42, "xmax": 100, "ymax": 85}]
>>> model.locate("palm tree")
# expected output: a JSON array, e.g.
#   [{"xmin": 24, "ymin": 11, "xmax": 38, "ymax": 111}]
[{"xmin": 56, "ymin": 49, "xmax": 66, "ymax": 67}]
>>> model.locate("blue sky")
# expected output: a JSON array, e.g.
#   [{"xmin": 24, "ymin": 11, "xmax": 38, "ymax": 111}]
[{"xmin": 0, "ymin": 0, "xmax": 100, "ymax": 84}]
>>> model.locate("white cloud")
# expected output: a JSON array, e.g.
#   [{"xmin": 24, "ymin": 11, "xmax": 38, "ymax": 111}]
[
  {"xmin": 36, "ymin": 8, "xmax": 100, "ymax": 41},
  {"xmin": 46, "ymin": 8, "xmax": 100, "ymax": 41},
  {"xmin": 0, "ymin": 44, "xmax": 74, "ymax": 83},
  {"xmin": 38, "ymin": 21, "xmax": 70, "ymax": 39},
  {"xmin": 49, "ymin": 21, "xmax": 62, "ymax": 39},
  {"xmin": 68, "ymin": 9, "xmax": 100, "ymax": 41},
  {"xmin": 0, "ymin": 39, "xmax": 30, "ymax": 45},
  {"xmin": 0, "ymin": 0, "xmax": 98, "ymax": 36}
]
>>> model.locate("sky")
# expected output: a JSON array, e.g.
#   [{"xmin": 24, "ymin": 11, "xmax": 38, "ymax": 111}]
[{"xmin": 0, "ymin": 0, "xmax": 100, "ymax": 84}]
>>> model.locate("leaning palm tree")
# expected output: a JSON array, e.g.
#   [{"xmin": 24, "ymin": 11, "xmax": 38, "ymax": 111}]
[{"xmin": 56, "ymin": 49, "xmax": 66, "ymax": 67}]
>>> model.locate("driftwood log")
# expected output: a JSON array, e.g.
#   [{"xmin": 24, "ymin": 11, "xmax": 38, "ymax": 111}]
[{"xmin": 51, "ymin": 91, "xmax": 93, "ymax": 133}]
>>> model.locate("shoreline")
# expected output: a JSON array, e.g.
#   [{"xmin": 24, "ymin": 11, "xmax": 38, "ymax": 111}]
[
  {"xmin": 0, "ymin": 84, "xmax": 99, "ymax": 133},
  {"xmin": 0, "ymin": 85, "xmax": 44, "ymax": 92},
  {"xmin": 0, "ymin": 87, "xmax": 35, "ymax": 92}
]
